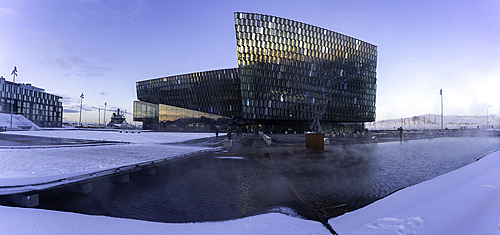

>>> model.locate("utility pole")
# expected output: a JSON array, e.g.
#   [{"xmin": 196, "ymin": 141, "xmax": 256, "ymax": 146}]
[
  {"xmin": 98, "ymin": 108, "xmax": 101, "ymax": 128},
  {"xmin": 440, "ymin": 89, "xmax": 443, "ymax": 132},
  {"xmin": 10, "ymin": 66, "xmax": 17, "ymax": 131},
  {"xmin": 79, "ymin": 93, "xmax": 84, "ymax": 127},
  {"xmin": 104, "ymin": 102, "xmax": 107, "ymax": 128},
  {"xmin": 487, "ymin": 105, "xmax": 492, "ymax": 128}
]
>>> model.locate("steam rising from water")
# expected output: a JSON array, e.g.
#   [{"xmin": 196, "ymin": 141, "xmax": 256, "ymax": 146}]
[
  {"xmin": 7, "ymin": 137, "xmax": 497, "ymax": 222},
  {"xmin": 269, "ymin": 137, "xmax": 500, "ymax": 218}
]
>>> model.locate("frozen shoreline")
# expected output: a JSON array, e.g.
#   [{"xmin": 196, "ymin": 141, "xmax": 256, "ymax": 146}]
[
  {"xmin": 4, "ymin": 130, "xmax": 217, "ymax": 144},
  {"xmin": 0, "ymin": 130, "xmax": 499, "ymax": 234},
  {"xmin": 329, "ymin": 149, "xmax": 500, "ymax": 234},
  {"xmin": 1, "ymin": 149, "xmax": 498, "ymax": 234},
  {"xmin": 0, "ymin": 131, "xmax": 215, "ymax": 194}
]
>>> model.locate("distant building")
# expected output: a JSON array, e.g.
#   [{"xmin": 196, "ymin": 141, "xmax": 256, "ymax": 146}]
[
  {"xmin": 135, "ymin": 12, "xmax": 378, "ymax": 133},
  {"xmin": 0, "ymin": 76, "xmax": 63, "ymax": 127}
]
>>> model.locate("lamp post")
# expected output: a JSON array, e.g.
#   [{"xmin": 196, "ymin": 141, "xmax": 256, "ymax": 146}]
[
  {"xmin": 98, "ymin": 108, "xmax": 101, "ymax": 128},
  {"xmin": 104, "ymin": 102, "xmax": 107, "ymax": 128},
  {"xmin": 79, "ymin": 93, "xmax": 84, "ymax": 127},
  {"xmin": 10, "ymin": 66, "xmax": 18, "ymax": 131},
  {"xmin": 487, "ymin": 105, "xmax": 492, "ymax": 128},
  {"xmin": 440, "ymin": 89, "xmax": 443, "ymax": 132}
]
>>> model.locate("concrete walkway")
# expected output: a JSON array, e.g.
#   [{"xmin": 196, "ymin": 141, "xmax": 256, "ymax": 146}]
[{"xmin": 0, "ymin": 144, "xmax": 215, "ymax": 195}]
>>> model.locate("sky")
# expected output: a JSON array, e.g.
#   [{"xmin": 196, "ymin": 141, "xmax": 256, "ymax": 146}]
[{"xmin": 1, "ymin": 0, "xmax": 499, "ymax": 123}]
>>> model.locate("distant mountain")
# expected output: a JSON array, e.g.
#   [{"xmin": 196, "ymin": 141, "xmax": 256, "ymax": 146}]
[{"xmin": 367, "ymin": 114, "xmax": 499, "ymax": 130}]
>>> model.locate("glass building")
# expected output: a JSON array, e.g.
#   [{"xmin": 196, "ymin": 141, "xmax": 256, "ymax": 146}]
[
  {"xmin": 0, "ymin": 76, "xmax": 63, "ymax": 128},
  {"xmin": 135, "ymin": 12, "xmax": 377, "ymax": 133},
  {"xmin": 133, "ymin": 100, "xmax": 230, "ymax": 131}
]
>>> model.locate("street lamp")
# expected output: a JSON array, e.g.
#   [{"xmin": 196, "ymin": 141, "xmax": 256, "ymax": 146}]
[
  {"xmin": 79, "ymin": 93, "xmax": 84, "ymax": 127},
  {"xmin": 98, "ymin": 108, "xmax": 101, "ymax": 128},
  {"xmin": 487, "ymin": 105, "xmax": 492, "ymax": 128},
  {"xmin": 10, "ymin": 66, "xmax": 18, "ymax": 131},
  {"xmin": 104, "ymin": 102, "xmax": 107, "ymax": 128}
]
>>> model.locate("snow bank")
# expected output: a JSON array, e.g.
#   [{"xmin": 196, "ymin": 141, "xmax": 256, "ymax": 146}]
[
  {"xmin": 0, "ymin": 145, "xmax": 209, "ymax": 187},
  {"xmin": 0, "ymin": 113, "xmax": 40, "ymax": 130},
  {"xmin": 2, "ymin": 130, "xmax": 500, "ymax": 234},
  {"xmin": 3, "ymin": 150, "xmax": 499, "ymax": 234},
  {"xmin": 5, "ymin": 130, "xmax": 217, "ymax": 144},
  {"xmin": 0, "ymin": 131, "xmax": 216, "ymax": 191},
  {"xmin": 329, "ymin": 150, "xmax": 500, "ymax": 234},
  {"xmin": 367, "ymin": 114, "xmax": 500, "ymax": 131},
  {"xmin": 0, "ymin": 207, "xmax": 330, "ymax": 235},
  {"xmin": 0, "ymin": 130, "xmax": 332, "ymax": 235}
]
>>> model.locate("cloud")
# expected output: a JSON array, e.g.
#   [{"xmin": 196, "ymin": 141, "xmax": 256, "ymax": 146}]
[
  {"xmin": 36, "ymin": 41, "xmax": 74, "ymax": 55},
  {"xmin": 83, "ymin": 106, "xmax": 96, "ymax": 112},
  {"xmin": 23, "ymin": 29, "xmax": 49, "ymax": 38},
  {"xmin": 110, "ymin": 0, "xmax": 147, "ymax": 23},
  {"xmin": 126, "ymin": 0, "xmax": 147, "ymax": 15},
  {"xmin": 64, "ymin": 104, "xmax": 101, "ymax": 113},
  {"xmin": 36, "ymin": 41, "xmax": 115, "ymax": 78},
  {"xmin": 60, "ymin": 95, "xmax": 75, "ymax": 103},
  {"xmin": 70, "ymin": 0, "xmax": 147, "ymax": 24},
  {"xmin": 63, "ymin": 108, "xmax": 80, "ymax": 113},
  {"xmin": 0, "ymin": 7, "xmax": 14, "ymax": 18},
  {"xmin": 42, "ymin": 56, "xmax": 112, "ymax": 77}
]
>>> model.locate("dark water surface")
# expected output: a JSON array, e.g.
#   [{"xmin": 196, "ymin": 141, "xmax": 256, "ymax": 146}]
[
  {"xmin": 270, "ymin": 137, "xmax": 500, "ymax": 218},
  {"xmin": 25, "ymin": 137, "xmax": 500, "ymax": 222},
  {"xmin": 36, "ymin": 154, "xmax": 314, "ymax": 223}
]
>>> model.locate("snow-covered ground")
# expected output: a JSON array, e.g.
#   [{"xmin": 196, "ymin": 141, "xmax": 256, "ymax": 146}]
[
  {"xmin": 329, "ymin": 150, "xmax": 500, "ymax": 234},
  {"xmin": 0, "ymin": 130, "xmax": 330, "ymax": 234},
  {"xmin": 0, "ymin": 209, "xmax": 330, "ymax": 235},
  {"xmin": 1, "ymin": 130, "xmax": 499, "ymax": 234},
  {"xmin": 0, "ymin": 130, "xmax": 217, "ymax": 193},
  {"xmin": 0, "ymin": 113, "xmax": 40, "ymax": 130},
  {"xmin": 5, "ymin": 130, "xmax": 217, "ymax": 144},
  {"xmin": 0, "ymin": 145, "xmax": 209, "ymax": 187},
  {"xmin": 367, "ymin": 114, "xmax": 500, "ymax": 130},
  {"xmin": 1, "ymin": 150, "xmax": 499, "ymax": 234}
]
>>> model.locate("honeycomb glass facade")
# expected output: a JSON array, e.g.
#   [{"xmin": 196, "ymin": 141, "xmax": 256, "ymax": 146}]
[
  {"xmin": 235, "ymin": 12, "xmax": 377, "ymax": 123},
  {"xmin": 136, "ymin": 68, "xmax": 241, "ymax": 118},
  {"xmin": 135, "ymin": 13, "xmax": 377, "ymax": 133}
]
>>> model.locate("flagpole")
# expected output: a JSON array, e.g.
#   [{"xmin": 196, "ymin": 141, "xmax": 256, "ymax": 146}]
[
  {"xmin": 10, "ymin": 66, "xmax": 18, "ymax": 131},
  {"xmin": 79, "ymin": 93, "xmax": 84, "ymax": 127}
]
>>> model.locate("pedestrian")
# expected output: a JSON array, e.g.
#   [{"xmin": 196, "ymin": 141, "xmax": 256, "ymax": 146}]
[
  {"xmin": 215, "ymin": 127, "xmax": 219, "ymax": 138},
  {"xmin": 227, "ymin": 128, "xmax": 232, "ymax": 140},
  {"xmin": 398, "ymin": 127, "xmax": 403, "ymax": 141}
]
